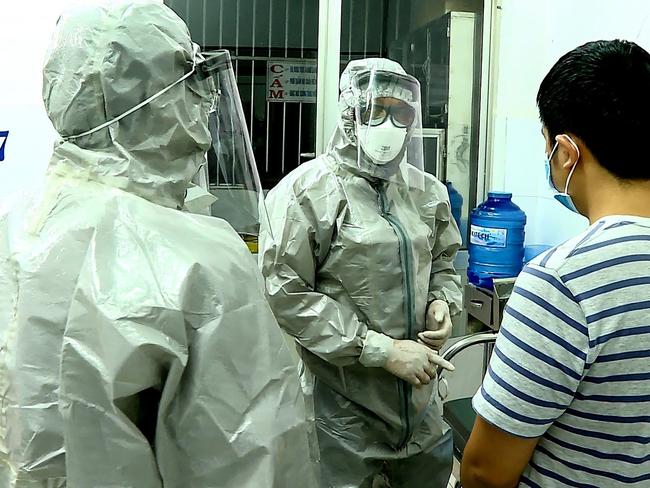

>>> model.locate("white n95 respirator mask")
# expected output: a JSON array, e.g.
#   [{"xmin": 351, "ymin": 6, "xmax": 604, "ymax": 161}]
[
  {"xmin": 356, "ymin": 95, "xmax": 415, "ymax": 164},
  {"xmin": 358, "ymin": 119, "xmax": 408, "ymax": 164}
]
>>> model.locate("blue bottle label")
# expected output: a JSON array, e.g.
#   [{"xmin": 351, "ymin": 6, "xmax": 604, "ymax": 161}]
[{"xmin": 470, "ymin": 225, "xmax": 508, "ymax": 248}]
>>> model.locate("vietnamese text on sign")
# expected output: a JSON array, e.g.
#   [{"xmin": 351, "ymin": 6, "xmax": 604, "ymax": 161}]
[{"xmin": 267, "ymin": 59, "xmax": 318, "ymax": 103}]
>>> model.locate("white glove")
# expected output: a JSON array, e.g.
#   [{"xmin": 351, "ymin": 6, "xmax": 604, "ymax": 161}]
[
  {"xmin": 360, "ymin": 331, "xmax": 454, "ymax": 387},
  {"xmin": 418, "ymin": 300, "xmax": 453, "ymax": 350}
]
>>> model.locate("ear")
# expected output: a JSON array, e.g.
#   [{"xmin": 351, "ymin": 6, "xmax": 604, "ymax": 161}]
[
  {"xmin": 555, "ymin": 134, "xmax": 580, "ymax": 169},
  {"xmin": 542, "ymin": 127, "xmax": 553, "ymax": 154}
]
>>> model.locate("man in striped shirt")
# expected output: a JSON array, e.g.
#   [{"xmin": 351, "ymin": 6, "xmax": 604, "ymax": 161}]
[{"xmin": 461, "ymin": 40, "xmax": 650, "ymax": 487}]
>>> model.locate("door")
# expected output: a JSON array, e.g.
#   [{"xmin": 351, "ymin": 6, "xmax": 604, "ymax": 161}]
[
  {"xmin": 165, "ymin": 0, "xmax": 320, "ymax": 190},
  {"xmin": 337, "ymin": 0, "xmax": 486, "ymax": 246}
]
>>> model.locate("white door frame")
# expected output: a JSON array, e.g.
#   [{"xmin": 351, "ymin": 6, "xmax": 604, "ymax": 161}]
[
  {"xmin": 477, "ymin": 0, "xmax": 501, "ymax": 203},
  {"xmin": 315, "ymin": 0, "xmax": 497, "ymax": 200},
  {"xmin": 315, "ymin": 0, "xmax": 342, "ymax": 156}
]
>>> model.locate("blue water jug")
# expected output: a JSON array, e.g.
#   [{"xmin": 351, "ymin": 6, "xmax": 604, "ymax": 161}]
[
  {"xmin": 445, "ymin": 181, "xmax": 463, "ymax": 230},
  {"xmin": 468, "ymin": 192, "xmax": 526, "ymax": 289},
  {"xmin": 524, "ymin": 244, "xmax": 552, "ymax": 265}
]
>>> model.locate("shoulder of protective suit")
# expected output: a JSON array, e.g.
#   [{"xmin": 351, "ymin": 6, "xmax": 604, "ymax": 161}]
[
  {"xmin": 106, "ymin": 191, "xmax": 264, "ymax": 300},
  {"xmin": 270, "ymin": 156, "xmax": 342, "ymax": 202},
  {"xmin": 120, "ymin": 191, "xmax": 249, "ymax": 246},
  {"xmin": 424, "ymin": 171, "xmax": 449, "ymax": 199},
  {"xmin": 61, "ymin": 184, "xmax": 253, "ymax": 271},
  {"xmin": 400, "ymin": 164, "xmax": 448, "ymax": 198},
  {"xmin": 401, "ymin": 167, "xmax": 451, "ymax": 219}
]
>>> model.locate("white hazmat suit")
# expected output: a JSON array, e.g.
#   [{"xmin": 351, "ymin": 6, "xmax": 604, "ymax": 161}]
[
  {"xmin": 0, "ymin": 2, "xmax": 317, "ymax": 487},
  {"xmin": 260, "ymin": 59, "xmax": 463, "ymax": 487}
]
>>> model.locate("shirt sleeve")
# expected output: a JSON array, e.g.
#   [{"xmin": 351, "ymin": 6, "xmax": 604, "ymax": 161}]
[{"xmin": 473, "ymin": 264, "xmax": 589, "ymax": 438}]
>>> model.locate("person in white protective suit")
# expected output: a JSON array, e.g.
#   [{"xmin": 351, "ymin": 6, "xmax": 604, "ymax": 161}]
[
  {"xmin": 260, "ymin": 58, "xmax": 463, "ymax": 487},
  {"xmin": 0, "ymin": 2, "xmax": 318, "ymax": 487}
]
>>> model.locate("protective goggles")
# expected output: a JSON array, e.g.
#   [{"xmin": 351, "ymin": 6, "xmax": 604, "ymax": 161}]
[{"xmin": 359, "ymin": 99, "xmax": 416, "ymax": 128}]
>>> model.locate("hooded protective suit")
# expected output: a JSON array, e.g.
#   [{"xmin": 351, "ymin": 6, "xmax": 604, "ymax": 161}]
[
  {"xmin": 260, "ymin": 58, "xmax": 463, "ymax": 487},
  {"xmin": 0, "ymin": 2, "xmax": 317, "ymax": 487}
]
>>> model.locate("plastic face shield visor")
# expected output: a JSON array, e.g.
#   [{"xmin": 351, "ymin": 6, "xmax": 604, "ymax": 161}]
[
  {"xmin": 350, "ymin": 69, "xmax": 426, "ymax": 190},
  {"xmin": 199, "ymin": 50, "xmax": 271, "ymax": 246}
]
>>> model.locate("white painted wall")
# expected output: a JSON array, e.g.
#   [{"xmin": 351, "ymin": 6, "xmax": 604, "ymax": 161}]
[
  {"xmin": 0, "ymin": 2, "xmax": 71, "ymax": 198},
  {"xmin": 0, "ymin": 1, "xmax": 166, "ymax": 200},
  {"xmin": 488, "ymin": 0, "xmax": 650, "ymax": 247},
  {"xmin": 447, "ymin": 0, "xmax": 650, "ymax": 403}
]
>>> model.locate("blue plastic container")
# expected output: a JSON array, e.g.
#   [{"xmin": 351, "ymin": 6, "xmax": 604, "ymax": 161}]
[
  {"xmin": 445, "ymin": 181, "xmax": 463, "ymax": 231},
  {"xmin": 524, "ymin": 244, "xmax": 552, "ymax": 265},
  {"xmin": 468, "ymin": 192, "xmax": 526, "ymax": 289}
]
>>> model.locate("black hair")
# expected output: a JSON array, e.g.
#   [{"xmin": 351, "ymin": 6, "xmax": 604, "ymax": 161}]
[{"xmin": 537, "ymin": 40, "xmax": 650, "ymax": 180}]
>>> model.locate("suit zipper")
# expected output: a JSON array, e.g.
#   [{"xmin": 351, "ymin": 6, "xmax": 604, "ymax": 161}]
[{"xmin": 375, "ymin": 183, "xmax": 416, "ymax": 448}]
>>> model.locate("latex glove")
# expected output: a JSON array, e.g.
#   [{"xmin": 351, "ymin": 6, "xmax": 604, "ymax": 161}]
[
  {"xmin": 386, "ymin": 339, "xmax": 455, "ymax": 387},
  {"xmin": 359, "ymin": 331, "xmax": 454, "ymax": 387},
  {"xmin": 418, "ymin": 300, "xmax": 453, "ymax": 350}
]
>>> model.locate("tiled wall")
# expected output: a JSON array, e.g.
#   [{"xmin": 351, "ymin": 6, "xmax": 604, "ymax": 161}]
[{"xmin": 488, "ymin": 0, "xmax": 650, "ymax": 247}]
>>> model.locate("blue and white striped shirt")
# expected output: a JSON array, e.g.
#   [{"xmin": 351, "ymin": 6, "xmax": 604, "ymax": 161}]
[{"xmin": 474, "ymin": 216, "xmax": 650, "ymax": 487}]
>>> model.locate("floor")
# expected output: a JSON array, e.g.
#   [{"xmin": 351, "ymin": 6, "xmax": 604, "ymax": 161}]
[{"xmin": 448, "ymin": 458, "xmax": 461, "ymax": 488}]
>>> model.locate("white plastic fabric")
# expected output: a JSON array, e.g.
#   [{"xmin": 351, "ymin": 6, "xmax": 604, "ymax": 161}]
[
  {"xmin": 260, "ymin": 58, "xmax": 462, "ymax": 486},
  {"xmin": 0, "ymin": 2, "xmax": 317, "ymax": 486},
  {"xmin": 331, "ymin": 58, "xmax": 426, "ymax": 190}
]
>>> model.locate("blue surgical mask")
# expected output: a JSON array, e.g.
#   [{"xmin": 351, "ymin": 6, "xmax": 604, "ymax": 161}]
[{"xmin": 545, "ymin": 138, "xmax": 580, "ymax": 214}]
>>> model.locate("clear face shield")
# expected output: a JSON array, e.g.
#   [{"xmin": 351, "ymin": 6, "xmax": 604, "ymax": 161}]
[
  {"xmin": 351, "ymin": 69, "xmax": 426, "ymax": 190},
  {"xmin": 196, "ymin": 50, "xmax": 271, "ymax": 250}
]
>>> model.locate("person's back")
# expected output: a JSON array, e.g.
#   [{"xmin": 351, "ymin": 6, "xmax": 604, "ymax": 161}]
[
  {"xmin": 477, "ymin": 216, "xmax": 650, "ymax": 486},
  {"xmin": 1, "ymin": 180, "xmax": 293, "ymax": 485},
  {"xmin": 0, "ymin": 2, "xmax": 317, "ymax": 486},
  {"xmin": 462, "ymin": 40, "xmax": 650, "ymax": 487}
]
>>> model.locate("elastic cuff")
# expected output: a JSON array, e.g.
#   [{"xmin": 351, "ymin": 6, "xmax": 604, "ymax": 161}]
[
  {"xmin": 428, "ymin": 291, "xmax": 459, "ymax": 316},
  {"xmin": 428, "ymin": 290, "xmax": 447, "ymax": 303},
  {"xmin": 359, "ymin": 330, "xmax": 393, "ymax": 367}
]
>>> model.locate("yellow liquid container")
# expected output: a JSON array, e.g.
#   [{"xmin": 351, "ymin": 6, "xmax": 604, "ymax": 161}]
[{"xmin": 242, "ymin": 235, "xmax": 258, "ymax": 254}]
